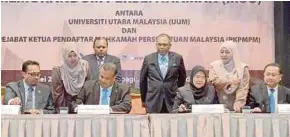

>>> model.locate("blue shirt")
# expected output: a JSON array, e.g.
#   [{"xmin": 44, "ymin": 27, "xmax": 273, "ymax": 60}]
[
  {"xmin": 23, "ymin": 80, "xmax": 36, "ymax": 109},
  {"xmin": 99, "ymin": 85, "xmax": 113, "ymax": 105}
]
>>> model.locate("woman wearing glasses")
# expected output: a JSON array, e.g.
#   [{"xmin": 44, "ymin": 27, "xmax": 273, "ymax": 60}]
[
  {"xmin": 51, "ymin": 43, "xmax": 90, "ymax": 113},
  {"xmin": 172, "ymin": 65, "xmax": 217, "ymax": 113}
]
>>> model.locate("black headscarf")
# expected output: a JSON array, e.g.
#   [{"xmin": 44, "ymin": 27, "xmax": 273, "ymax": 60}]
[{"xmin": 189, "ymin": 65, "xmax": 208, "ymax": 100}]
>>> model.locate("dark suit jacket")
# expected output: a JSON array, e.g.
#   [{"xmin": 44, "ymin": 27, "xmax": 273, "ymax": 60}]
[
  {"xmin": 248, "ymin": 83, "xmax": 290, "ymax": 113},
  {"xmin": 172, "ymin": 84, "xmax": 217, "ymax": 113},
  {"xmin": 82, "ymin": 54, "xmax": 122, "ymax": 83},
  {"xmin": 72, "ymin": 80, "xmax": 131, "ymax": 113},
  {"xmin": 4, "ymin": 80, "xmax": 56, "ymax": 114},
  {"xmin": 139, "ymin": 51, "xmax": 186, "ymax": 113}
]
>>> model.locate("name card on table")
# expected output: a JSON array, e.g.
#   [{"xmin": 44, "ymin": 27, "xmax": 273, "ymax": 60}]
[
  {"xmin": 191, "ymin": 104, "xmax": 224, "ymax": 114},
  {"xmin": 278, "ymin": 104, "xmax": 290, "ymax": 114},
  {"xmin": 1, "ymin": 105, "xmax": 21, "ymax": 115},
  {"xmin": 77, "ymin": 105, "xmax": 110, "ymax": 114}
]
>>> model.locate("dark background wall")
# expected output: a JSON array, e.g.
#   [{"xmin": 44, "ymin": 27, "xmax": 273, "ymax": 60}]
[{"xmin": 275, "ymin": 1, "xmax": 290, "ymax": 88}]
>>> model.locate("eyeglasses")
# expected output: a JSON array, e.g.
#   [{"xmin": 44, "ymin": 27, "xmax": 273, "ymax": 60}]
[
  {"xmin": 157, "ymin": 43, "xmax": 170, "ymax": 46},
  {"xmin": 27, "ymin": 72, "xmax": 41, "ymax": 77}
]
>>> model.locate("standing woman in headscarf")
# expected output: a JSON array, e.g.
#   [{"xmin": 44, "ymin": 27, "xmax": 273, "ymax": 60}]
[
  {"xmin": 52, "ymin": 43, "xmax": 90, "ymax": 113},
  {"xmin": 172, "ymin": 65, "xmax": 216, "ymax": 113},
  {"xmin": 208, "ymin": 41, "xmax": 250, "ymax": 112}
]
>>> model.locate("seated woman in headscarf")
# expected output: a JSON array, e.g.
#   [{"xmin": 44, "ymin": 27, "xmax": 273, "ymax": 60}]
[
  {"xmin": 208, "ymin": 41, "xmax": 250, "ymax": 112},
  {"xmin": 172, "ymin": 65, "xmax": 216, "ymax": 113},
  {"xmin": 52, "ymin": 43, "xmax": 90, "ymax": 113}
]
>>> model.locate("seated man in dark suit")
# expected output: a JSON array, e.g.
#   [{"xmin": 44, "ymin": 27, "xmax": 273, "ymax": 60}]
[
  {"xmin": 248, "ymin": 63, "xmax": 290, "ymax": 113},
  {"xmin": 82, "ymin": 37, "xmax": 122, "ymax": 83},
  {"xmin": 72, "ymin": 63, "xmax": 131, "ymax": 113},
  {"xmin": 4, "ymin": 60, "xmax": 56, "ymax": 114}
]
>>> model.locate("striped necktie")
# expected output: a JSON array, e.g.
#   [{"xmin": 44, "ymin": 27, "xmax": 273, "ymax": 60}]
[
  {"xmin": 97, "ymin": 56, "xmax": 104, "ymax": 66},
  {"xmin": 26, "ymin": 87, "xmax": 34, "ymax": 109}
]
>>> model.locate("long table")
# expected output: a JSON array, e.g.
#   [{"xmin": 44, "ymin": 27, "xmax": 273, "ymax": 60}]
[
  {"xmin": 2, "ymin": 114, "xmax": 290, "ymax": 137},
  {"xmin": 1, "ymin": 114, "xmax": 150, "ymax": 137},
  {"xmin": 149, "ymin": 113, "xmax": 290, "ymax": 137}
]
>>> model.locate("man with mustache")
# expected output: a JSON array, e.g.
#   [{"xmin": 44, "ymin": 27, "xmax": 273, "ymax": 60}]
[{"xmin": 139, "ymin": 33, "xmax": 186, "ymax": 113}]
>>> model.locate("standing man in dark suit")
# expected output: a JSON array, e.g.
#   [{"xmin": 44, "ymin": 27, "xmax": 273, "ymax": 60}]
[
  {"xmin": 4, "ymin": 60, "xmax": 56, "ymax": 114},
  {"xmin": 248, "ymin": 63, "xmax": 290, "ymax": 113},
  {"xmin": 139, "ymin": 33, "xmax": 186, "ymax": 113},
  {"xmin": 82, "ymin": 37, "xmax": 122, "ymax": 83},
  {"xmin": 72, "ymin": 63, "xmax": 131, "ymax": 113}
]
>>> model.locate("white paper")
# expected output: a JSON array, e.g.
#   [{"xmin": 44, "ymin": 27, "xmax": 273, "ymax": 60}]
[
  {"xmin": 278, "ymin": 104, "xmax": 290, "ymax": 114},
  {"xmin": 77, "ymin": 105, "xmax": 110, "ymax": 114},
  {"xmin": 191, "ymin": 104, "xmax": 224, "ymax": 114},
  {"xmin": 1, "ymin": 105, "xmax": 21, "ymax": 115}
]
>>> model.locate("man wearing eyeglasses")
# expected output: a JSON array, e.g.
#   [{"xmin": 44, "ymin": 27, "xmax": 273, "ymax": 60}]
[
  {"xmin": 4, "ymin": 60, "xmax": 56, "ymax": 114},
  {"xmin": 248, "ymin": 63, "xmax": 290, "ymax": 113},
  {"xmin": 140, "ymin": 33, "xmax": 186, "ymax": 113}
]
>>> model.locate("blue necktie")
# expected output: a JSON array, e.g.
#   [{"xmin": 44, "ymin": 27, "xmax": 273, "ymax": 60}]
[
  {"xmin": 160, "ymin": 56, "xmax": 168, "ymax": 78},
  {"xmin": 269, "ymin": 88, "xmax": 275, "ymax": 113},
  {"xmin": 101, "ymin": 88, "xmax": 109, "ymax": 105},
  {"xmin": 161, "ymin": 55, "xmax": 167, "ymax": 63}
]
